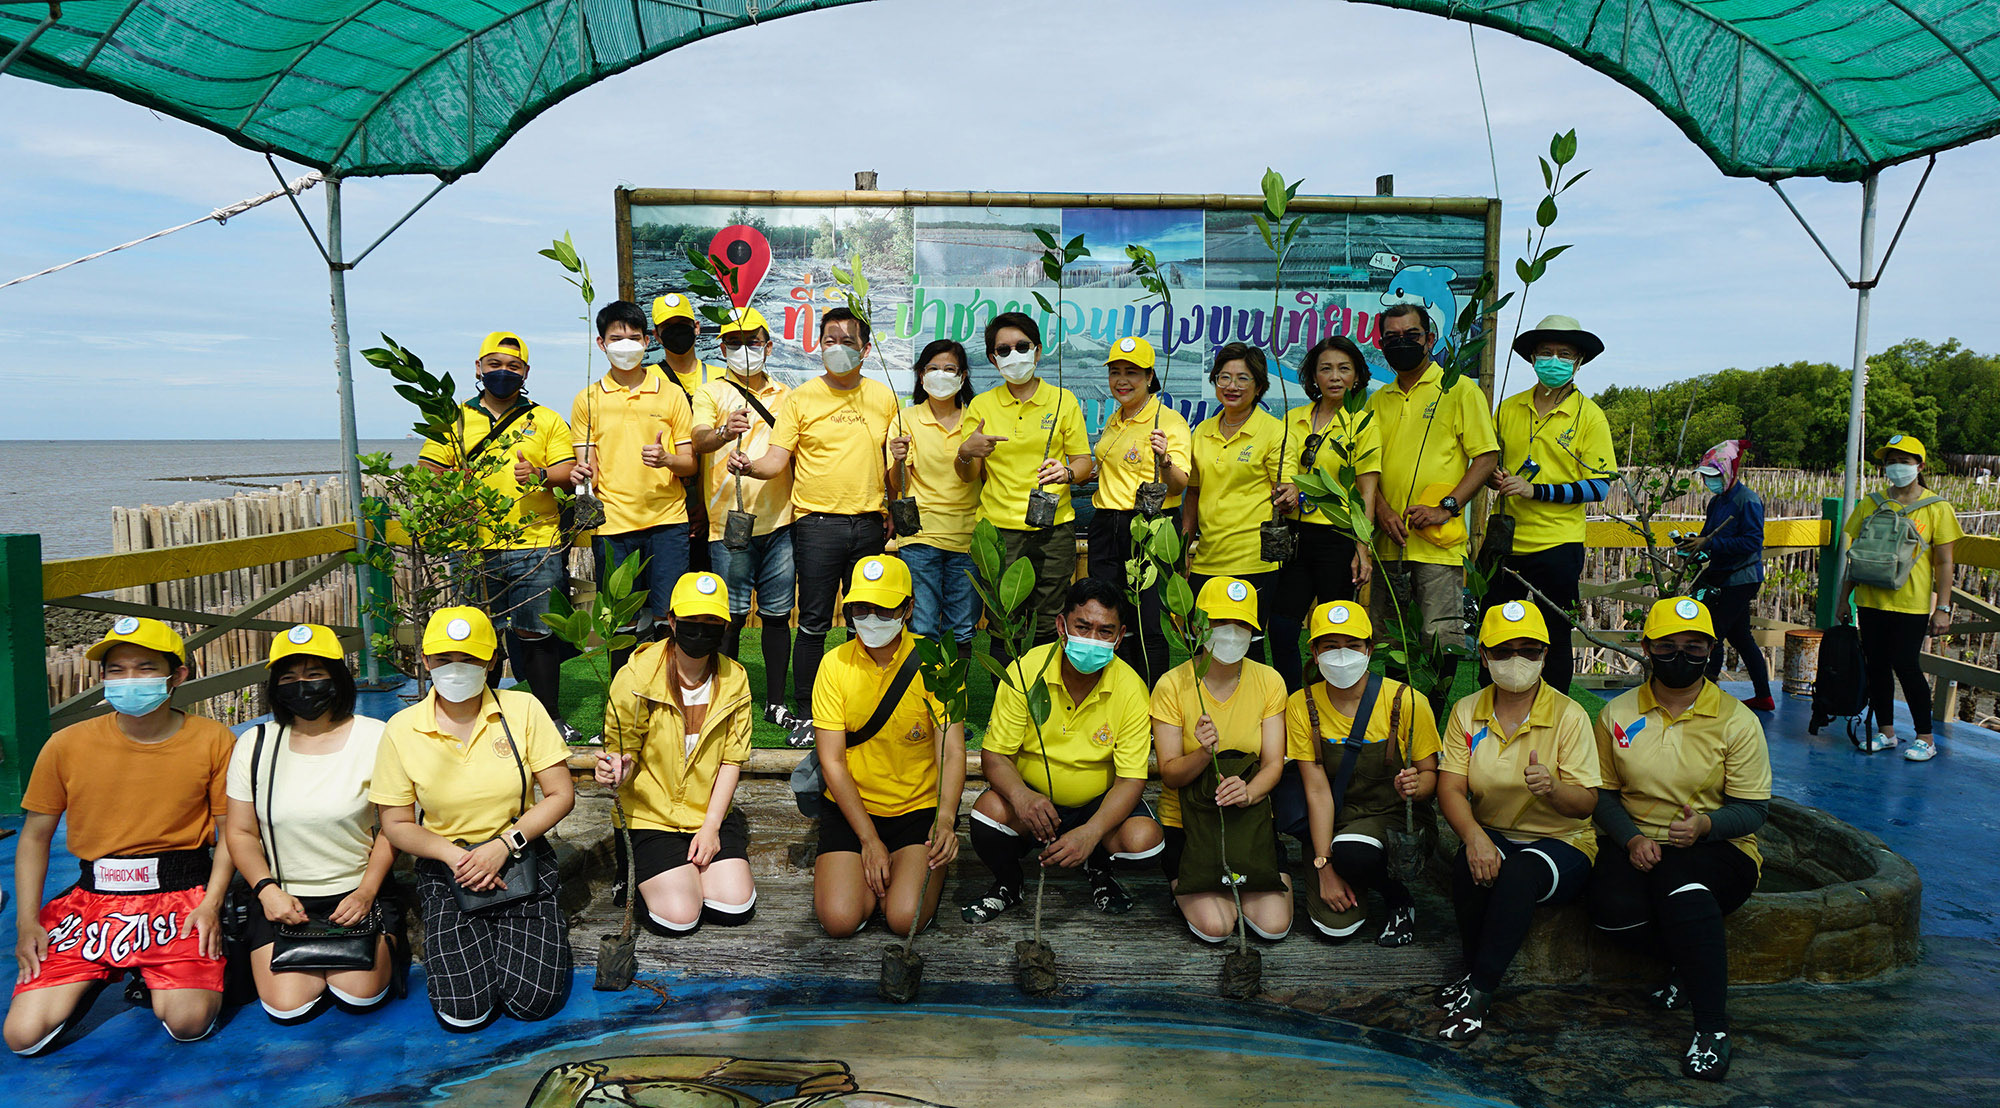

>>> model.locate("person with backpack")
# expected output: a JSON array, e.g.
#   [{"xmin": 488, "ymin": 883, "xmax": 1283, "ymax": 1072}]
[
  {"xmin": 1836, "ymin": 434, "xmax": 1962, "ymax": 761},
  {"xmin": 1678, "ymin": 440, "xmax": 1773, "ymax": 711}
]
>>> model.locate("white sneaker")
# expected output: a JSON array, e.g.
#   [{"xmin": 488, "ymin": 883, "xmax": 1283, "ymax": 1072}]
[
  {"xmin": 1904, "ymin": 738, "xmax": 1938, "ymax": 762},
  {"xmin": 1866, "ymin": 732, "xmax": 1898, "ymax": 753}
]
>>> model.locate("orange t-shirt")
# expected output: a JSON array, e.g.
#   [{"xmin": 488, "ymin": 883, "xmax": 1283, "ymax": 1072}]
[{"xmin": 21, "ymin": 713, "xmax": 234, "ymax": 861}]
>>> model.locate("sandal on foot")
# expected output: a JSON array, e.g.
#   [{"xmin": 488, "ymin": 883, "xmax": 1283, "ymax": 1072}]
[
  {"xmin": 1438, "ymin": 987, "xmax": 1492, "ymax": 1043},
  {"xmin": 1376, "ymin": 906, "xmax": 1416, "ymax": 947},
  {"xmin": 1682, "ymin": 1030, "xmax": 1731, "ymax": 1081},
  {"xmin": 1088, "ymin": 870, "xmax": 1133, "ymax": 915},
  {"xmin": 961, "ymin": 884, "xmax": 1022, "ymax": 924}
]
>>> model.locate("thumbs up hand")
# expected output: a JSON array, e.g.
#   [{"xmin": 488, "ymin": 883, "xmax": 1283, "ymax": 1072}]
[
  {"xmin": 1522, "ymin": 748, "xmax": 1554, "ymax": 797},
  {"xmin": 642, "ymin": 431, "xmax": 668, "ymax": 468},
  {"xmin": 512, "ymin": 448, "xmax": 537, "ymax": 484},
  {"xmin": 1667, "ymin": 803, "xmax": 1710, "ymax": 846}
]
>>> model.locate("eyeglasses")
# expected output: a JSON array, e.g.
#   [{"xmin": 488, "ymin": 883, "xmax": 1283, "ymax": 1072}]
[
  {"xmin": 720, "ymin": 336, "xmax": 758, "ymax": 350},
  {"xmin": 993, "ymin": 342, "xmax": 1036, "ymax": 357},
  {"xmin": 1649, "ymin": 644, "xmax": 1713, "ymax": 661},
  {"xmin": 1486, "ymin": 644, "xmax": 1546, "ymax": 661}
]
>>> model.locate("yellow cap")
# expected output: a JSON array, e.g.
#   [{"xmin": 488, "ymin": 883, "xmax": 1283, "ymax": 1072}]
[
  {"xmin": 719, "ymin": 306, "xmax": 770, "ymax": 337},
  {"xmin": 421, "ymin": 606, "xmax": 499, "ymax": 662},
  {"xmin": 1105, "ymin": 335, "xmax": 1156, "ymax": 370},
  {"xmin": 1479, "ymin": 600, "xmax": 1550, "ymax": 647},
  {"xmin": 845, "ymin": 555, "xmax": 912, "ymax": 608},
  {"xmin": 1412, "ymin": 482, "xmax": 1467, "ymax": 548},
  {"xmin": 1308, "ymin": 600, "xmax": 1371, "ymax": 641},
  {"xmin": 1642, "ymin": 596, "xmax": 1714, "ymax": 640},
  {"xmin": 669, "ymin": 571, "xmax": 730, "ymax": 620},
  {"xmin": 478, "ymin": 330, "xmax": 530, "ymax": 364},
  {"xmin": 1874, "ymin": 433, "xmax": 1927, "ymax": 462},
  {"xmin": 651, "ymin": 293, "xmax": 696, "ymax": 325},
  {"xmin": 85, "ymin": 616, "xmax": 186, "ymax": 664},
  {"xmin": 1196, "ymin": 576, "xmax": 1261, "ymax": 630},
  {"xmin": 268, "ymin": 623, "xmax": 343, "ymax": 668}
]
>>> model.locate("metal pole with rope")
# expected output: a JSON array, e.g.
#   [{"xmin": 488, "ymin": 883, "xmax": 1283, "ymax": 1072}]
[
  {"xmin": 1838, "ymin": 175, "xmax": 1880, "ymax": 525},
  {"xmin": 324, "ymin": 178, "xmax": 384, "ymax": 686}
]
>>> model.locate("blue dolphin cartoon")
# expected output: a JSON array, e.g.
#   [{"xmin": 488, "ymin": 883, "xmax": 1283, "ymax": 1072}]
[{"xmin": 1380, "ymin": 264, "xmax": 1458, "ymax": 357}]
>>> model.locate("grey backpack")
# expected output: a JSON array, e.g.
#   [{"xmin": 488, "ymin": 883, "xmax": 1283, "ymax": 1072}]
[{"xmin": 1845, "ymin": 492, "xmax": 1944, "ymax": 589}]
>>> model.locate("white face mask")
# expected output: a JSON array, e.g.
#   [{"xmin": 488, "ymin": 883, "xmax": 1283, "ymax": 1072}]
[
  {"xmin": 997, "ymin": 349, "xmax": 1038, "ymax": 384},
  {"xmin": 822, "ymin": 344, "xmax": 863, "ymax": 376},
  {"xmin": 852, "ymin": 614, "xmax": 905, "ymax": 649},
  {"xmin": 429, "ymin": 660, "xmax": 489, "ymax": 702},
  {"xmin": 1488, "ymin": 655, "xmax": 1544, "ymax": 693},
  {"xmin": 1207, "ymin": 625, "xmax": 1253, "ymax": 666},
  {"xmin": 1885, "ymin": 462, "xmax": 1920, "ymax": 488},
  {"xmin": 1317, "ymin": 647, "xmax": 1370, "ymax": 689},
  {"xmin": 604, "ymin": 338, "xmax": 646, "ymax": 371},
  {"xmin": 922, "ymin": 369, "xmax": 962, "ymax": 399},
  {"xmin": 725, "ymin": 345, "xmax": 766, "ymax": 376}
]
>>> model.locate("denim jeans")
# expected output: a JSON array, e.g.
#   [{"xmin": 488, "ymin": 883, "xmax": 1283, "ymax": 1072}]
[
  {"xmin": 596, "ymin": 523, "xmax": 690, "ymax": 621},
  {"xmin": 708, "ymin": 526, "xmax": 795, "ymax": 618},
  {"xmin": 470, "ymin": 546, "xmax": 566, "ymax": 633},
  {"xmin": 791, "ymin": 511, "xmax": 887, "ymax": 704},
  {"xmin": 901, "ymin": 542, "xmax": 977, "ymax": 646}
]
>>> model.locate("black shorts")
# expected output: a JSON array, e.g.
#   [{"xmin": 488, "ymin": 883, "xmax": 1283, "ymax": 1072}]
[
  {"xmin": 244, "ymin": 888, "xmax": 393, "ymax": 953},
  {"xmin": 818, "ymin": 806, "xmax": 939, "ymax": 856},
  {"xmin": 631, "ymin": 809, "xmax": 751, "ymax": 882}
]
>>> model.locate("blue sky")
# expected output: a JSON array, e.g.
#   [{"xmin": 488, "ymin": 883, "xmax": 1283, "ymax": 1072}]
[{"xmin": 1, "ymin": 0, "xmax": 1994, "ymax": 440}]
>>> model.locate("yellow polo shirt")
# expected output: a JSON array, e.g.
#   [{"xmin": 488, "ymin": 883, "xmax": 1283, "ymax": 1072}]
[
  {"xmin": 1493, "ymin": 386, "xmax": 1617, "ymax": 553},
  {"xmin": 811, "ymin": 633, "xmax": 944, "ymax": 818},
  {"xmin": 1595, "ymin": 681, "xmax": 1772, "ymax": 870},
  {"xmin": 892, "ymin": 402, "xmax": 981, "ymax": 554},
  {"xmin": 770, "ymin": 375, "xmax": 898, "ymax": 516},
  {"xmin": 1188, "ymin": 407, "xmax": 1288, "ymax": 575},
  {"xmin": 1365, "ymin": 363, "xmax": 1499, "ymax": 566},
  {"xmin": 603, "ymin": 643, "xmax": 754, "ymax": 834},
  {"xmin": 657, "ymin": 357, "xmax": 715, "ymax": 399},
  {"xmin": 693, "ymin": 370, "xmax": 793, "ymax": 541},
  {"xmin": 1441, "ymin": 683, "xmax": 1603, "ymax": 861},
  {"xmin": 984, "ymin": 644, "xmax": 1151, "ymax": 808},
  {"xmin": 1843, "ymin": 489, "xmax": 1963, "ymax": 614},
  {"xmin": 1150, "ymin": 657, "xmax": 1288, "ymax": 828},
  {"xmin": 418, "ymin": 398, "xmax": 575, "ymax": 549},
  {"xmin": 964, "ymin": 380, "xmax": 1092, "ymax": 529},
  {"xmin": 569, "ymin": 368, "xmax": 694, "ymax": 535},
  {"xmin": 1284, "ymin": 678, "xmax": 1440, "ymax": 764},
  {"xmin": 1094, "ymin": 397, "xmax": 1193, "ymax": 512},
  {"xmin": 370, "ymin": 688, "xmax": 570, "ymax": 844},
  {"xmin": 1282, "ymin": 402, "xmax": 1382, "ymax": 525}
]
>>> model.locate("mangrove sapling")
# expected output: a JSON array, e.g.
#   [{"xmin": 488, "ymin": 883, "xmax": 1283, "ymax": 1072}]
[
  {"xmin": 682, "ymin": 244, "xmax": 759, "ymax": 550},
  {"xmin": 879, "ymin": 633, "xmax": 975, "ymax": 1003},
  {"xmin": 1124, "ymin": 243, "xmax": 1174, "ymax": 518},
  {"xmin": 541, "ymin": 231, "xmax": 606, "ymax": 531},
  {"xmin": 1255, "ymin": 168, "xmax": 1304, "ymax": 567},
  {"xmin": 832, "ymin": 252, "xmax": 922, "ymax": 538},
  {"xmin": 1024, "ymin": 231, "xmax": 1090, "ymax": 530}
]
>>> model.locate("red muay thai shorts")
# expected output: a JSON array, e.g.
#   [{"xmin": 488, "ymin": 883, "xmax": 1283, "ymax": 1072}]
[{"xmin": 14, "ymin": 850, "xmax": 224, "ymax": 995}]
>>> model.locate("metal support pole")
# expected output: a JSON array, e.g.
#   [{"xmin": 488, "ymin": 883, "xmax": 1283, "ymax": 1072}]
[
  {"xmin": 1, "ymin": 532, "xmax": 49, "ymax": 810},
  {"xmin": 326, "ymin": 179, "xmax": 384, "ymax": 686},
  {"xmin": 1838, "ymin": 175, "xmax": 1879, "ymax": 525}
]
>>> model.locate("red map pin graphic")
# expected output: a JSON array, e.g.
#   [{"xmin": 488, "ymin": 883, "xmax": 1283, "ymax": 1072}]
[{"xmin": 708, "ymin": 225, "xmax": 772, "ymax": 309}]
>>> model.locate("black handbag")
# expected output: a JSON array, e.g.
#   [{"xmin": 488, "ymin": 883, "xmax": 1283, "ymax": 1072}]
[
  {"xmin": 250, "ymin": 723, "xmax": 384, "ymax": 972},
  {"xmin": 446, "ymin": 710, "xmax": 541, "ymax": 913}
]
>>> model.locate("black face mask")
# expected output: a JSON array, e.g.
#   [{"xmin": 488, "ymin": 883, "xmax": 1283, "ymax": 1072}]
[
  {"xmin": 480, "ymin": 369, "xmax": 525, "ymax": 399},
  {"xmin": 1648, "ymin": 649, "xmax": 1708, "ymax": 690},
  {"xmin": 660, "ymin": 323, "xmax": 698, "ymax": 356},
  {"xmin": 1381, "ymin": 333, "xmax": 1428, "ymax": 374},
  {"xmin": 272, "ymin": 678, "xmax": 339, "ymax": 721},
  {"xmin": 674, "ymin": 621, "xmax": 725, "ymax": 659}
]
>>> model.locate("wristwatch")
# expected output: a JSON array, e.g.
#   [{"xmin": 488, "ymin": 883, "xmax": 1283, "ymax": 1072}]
[
  {"xmin": 501, "ymin": 827, "xmax": 528, "ymax": 855},
  {"xmin": 1438, "ymin": 495, "xmax": 1460, "ymax": 512},
  {"xmin": 1312, "ymin": 856, "xmax": 1329, "ymax": 870}
]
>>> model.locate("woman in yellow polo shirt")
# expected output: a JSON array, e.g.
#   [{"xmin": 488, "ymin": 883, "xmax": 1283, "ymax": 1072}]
[
  {"xmin": 887, "ymin": 339, "xmax": 981, "ymax": 653},
  {"xmin": 597, "ymin": 572, "xmax": 756, "ymax": 935},
  {"xmin": 1435, "ymin": 601, "xmax": 1601, "ymax": 1043},
  {"xmin": 1271, "ymin": 336, "xmax": 1381, "ymax": 692},
  {"xmin": 1185, "ymin": 343, "xmax": 1289, "ymax": 664},
  {"xmin": 813, "ymin": 555, "xmax": 968, "ymax": 938},
  {"xmin": 1088, "ymin": 335, "xmax": 1192, "ymax": 683},
  {"xmin": 1590, "ymin": 597, "xmax": 1772, "ymax": 1081},
  {"xmin": 372, "ymin": 607, "xmax": 577, "ymax": 1032},
  {"xmin": 1288, "ymin": 601, "xmax": 1437, "ymax": 947},
  {"xmin": 1151, "ymin": 577, "xmax": 1291, "ymax": 942},
  {"xmin": 1837, "ymin": 433, "xmax": 1962, "ymax": 761}
]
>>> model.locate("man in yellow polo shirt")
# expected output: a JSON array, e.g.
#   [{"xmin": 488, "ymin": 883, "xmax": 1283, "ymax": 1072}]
[
  {"xmin": 1482, "ymin": 315, "xmax": 1618, "ymax": 694},
  {"xmin": 569, "ymin": 300, "xmax": 696, "ymax": 675},
  {"xmin": 417, "ymin": 330, "xmax": 583, "ymax": 742},
  {"xmin": 963, "ymin": 577, "xmax": 1164, "ymax": 921},
  {"xmin": 652, "ymin": 292, "xmax": 720, "ymax": 574},
  {"xmin": 1366, "ymin": 303, "xmax": 1499, "ymax": 711},
  {"xmin": 729, "ymin": 306, "xmax": 898, "ymax": 716}
]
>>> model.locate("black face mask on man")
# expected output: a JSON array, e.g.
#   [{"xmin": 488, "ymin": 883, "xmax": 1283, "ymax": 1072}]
[
  {"xmin": 1648, "ymin": 648, "xmax": 1708, "ymax": 690},
  {"xmin": 674, "ymin": 621, "xmax": 725, "ymax": 659},
  {"xmin": 659, "ymin": 322, "xmax": 698, "ymax": 356},
  {"xmin": 480, "ymin": 369, "xmax": 525, "ymax": 399},
  {"xmin": 1381, "ymin": 332, "xmax": 1428, "ymax": 374},
  {"xmin": 272, "ymin": 678, "xmax": 339, "ymax": 721}
]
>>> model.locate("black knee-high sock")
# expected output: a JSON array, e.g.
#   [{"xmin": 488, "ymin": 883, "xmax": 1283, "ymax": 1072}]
[
  {"xmin": 1466, "ymin": 854, "xmax": 1557, "ymax": 993},
  {"xmin": 761, "ymin": 619, "xmax": 790, "ymax": 709},
  {"xmin": 1451, "ymin": 849, "xmax": 1493, "ymax": 966},
  {"xmin": 1658, "ymin": 886, "xmax": 1732, "ymax": 1032},
  {"xmin": 970, "ymin": 819, "xmax": 1030, "ymax": 890},
  {"xmin": 508, "ymin": 631, "xmax": 563, "ymax": 720},
  {"xmin": 723, "ymin": 613, "xmax": 747, "ymax": 661}
]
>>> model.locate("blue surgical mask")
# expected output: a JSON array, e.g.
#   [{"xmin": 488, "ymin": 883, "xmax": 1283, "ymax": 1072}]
[
  {"xmin": 1533, "ymin": 356, "xmax": 1576, "ymax": 389},
  {"xmin": 1703, "ymin": 474, "xmax": 1726, "ymax": 494},
  {"xmin": 1885, "ymin": 463, "xmax": 1919, "ymax": 488},
  {"xmin": 480, "ymin": 369, "xmax": 525, "ymax": 399},
  {"xmin": 1063, "ymin": 635, "xmax": 1116, "ymax": 674},
  {"xmin": 103, "ymin": 676, "xmax": 173, "ymax": 717}
]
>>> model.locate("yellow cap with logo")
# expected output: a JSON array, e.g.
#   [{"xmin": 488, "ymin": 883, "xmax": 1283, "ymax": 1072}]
[
  {"xmin": 719, "ymin": 307, "xmax": 770, "ymax": 337},
  {"xmin": 268, "ymin": 623, "xmax": 343, "ymax": 667},
  {"xmin": 1105, "ymin": 335, "xmax": 1156, "ymax": 370},
  {"xmin": 1308, "ymin": 600, "xmax": 1371, "ymax": 641},
  {"xmin": 1479, "ymin": 600, "xmax": 1550, "ymax": 647},
  {"xmin": 478, "ymin": 330, "xmax": 530, "ymax": 363},
  {"xmin": 651, "ymin": 293, "xmax": 696, "ymax": 325},
  {"xmin": 422, "ymin": 606, "xmax": 499, "ymax": 662},
  {"xmin": 1197, "ymin": 576, "xmax": 1261, "ymax": 630},
  {"xmin": 1874, "ymin": 433, "xmax": 1927, "ymax": 462},
  {"xmin": 1642, "ymin": 596, "xmax": 1715, "ymax": 640},
  {"xmin": 845, "ymin": 555, "xmax": 912, "ymax": 608},
  {"xmin": 669, "ymin": 571, "xmax": 731, "ymax": 621},
  {"xmin": 85, "ymin": 616, "xmax": 186, "ymax": 663}
]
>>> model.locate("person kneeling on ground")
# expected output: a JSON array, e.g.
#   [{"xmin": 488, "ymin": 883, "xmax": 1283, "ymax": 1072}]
[
  {"xmin": 597, "ymin": 571, "xmax": 758, "ymax": 934},
  {"xmin": 1289, "ymin": 601, "xmax": 1439, "ymax": 948},
  {"xmin": 6, "ymin": 618, "xmax": 235, "ymax": 1056},
  {"xmin": 224, "ymin": 624, "xmax": 400, "ymax": 1025},
  {"xmin": 373, "ymin": 607, "xmax": 577, "ymax": 1032},
  {"xmin": 1434, "ymin": 601, "xmax": 1601, "ymax": 1044},
  {"xmin": 812, "ymin": 555, "xmax": 967, "ymax": 937},
  {"xmin": 1152, "ymin": 577, "xmax": 1291, "ymax": 943},
  {"xmin": 963, "ymin": 576, "xmax": 1164, "ymax": 923}
]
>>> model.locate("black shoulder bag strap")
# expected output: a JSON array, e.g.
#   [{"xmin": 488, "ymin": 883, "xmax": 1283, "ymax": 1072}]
[
  {"xmin": 1313, "ymin": 673, "xmax": 1383, "ymax": 823},
  {"xmin": 846, "ymin": 651, "xmax": 922, "ymax": 749},
  {"xmin": 726, "ymin": 380, "xmax": 778, "ymax": 428},
  {"xmin": 249, "ymin": 723, "xmax": 282, "ymax": 887},
  {"xmin": 464, "ymin": 401, "xmax": 537, "ymax": 464},
  {"xmin": 495, "ymin": 707, "xmax": 531, "ymax": 820}
]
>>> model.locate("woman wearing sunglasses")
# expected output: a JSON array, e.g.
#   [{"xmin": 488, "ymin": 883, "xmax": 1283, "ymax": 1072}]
[{"xmin": 1434, "ymin": 601, "xmax": 1601, "ymax": 1044}]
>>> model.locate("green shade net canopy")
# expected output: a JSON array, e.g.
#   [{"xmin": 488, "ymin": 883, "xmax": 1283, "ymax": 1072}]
[{"xmin": 3, "ymin": 0, "xmax": 1998, "ymax": 182}]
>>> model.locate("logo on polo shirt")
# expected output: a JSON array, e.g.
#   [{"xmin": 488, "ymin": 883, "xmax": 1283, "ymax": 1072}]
[
  {"xmin": 903, "ymin": 721, "xmax": 926, "ymax": 744},
  {"xmin": 494, "ymin": 735, "xmax": 516, "ymax": 759},
  {"xmin": 1614, "ymin": 718, "xmax": 1647, "ymax": 748},
  {"xmin": 1237, "ymin": 445, "xmax": 1254, "ymax": 462},
  {"xmin": 1041, "ymin": 414, "xmax": 1056, "ymax": 429},
  {"xmin": 1467, "ymin": 725, "xmax": 1489, "ymax": 753},
  {"xmin": 1091, "ymin": 725, "xmax": 1114, "ymax": 748}
]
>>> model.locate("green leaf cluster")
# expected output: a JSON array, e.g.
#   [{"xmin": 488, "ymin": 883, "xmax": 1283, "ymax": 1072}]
[{"xmin": 681, "ymin": 245, "xmax": 747, "ymax": 327}]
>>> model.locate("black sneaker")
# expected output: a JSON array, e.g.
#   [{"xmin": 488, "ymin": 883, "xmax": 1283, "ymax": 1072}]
[
  {"xmin": 1682, "ymin": 1030, "xmax": 1731, "ymax": 1081},
  {"xmin": 1436, "ymin": 972, "xmax": 1473, "ymax": 1009},
  {"xmin": 961, "ymin": 883, "xmax": 1022, "ymax": 924},
  {"xmin": 1650, "ymin": 973, "xmax": 1683, "ymax": 1010},
  {"xmin": 762, "ymin": 703, "xmax": 790, "ymax": 726},
  {"xmin": 1088, "ymin": 869, "xmax": 1133, "ymax": 915},
  {"xmin": 1376, "ymin": 906, "xmax": 1416, "ymax": 947},
  {"xmin": 1438, "ymin": 987, "xmax": 1492, "ymax": 1043},
  {"xmin": 556, "ymin": 719, "xmax": 590, "ymax": 746}
]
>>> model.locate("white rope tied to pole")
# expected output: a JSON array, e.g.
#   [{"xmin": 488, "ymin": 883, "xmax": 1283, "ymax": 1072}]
[{"xmin": 0, "ymin": 171, "xmax": 324, "ymax": 290}]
